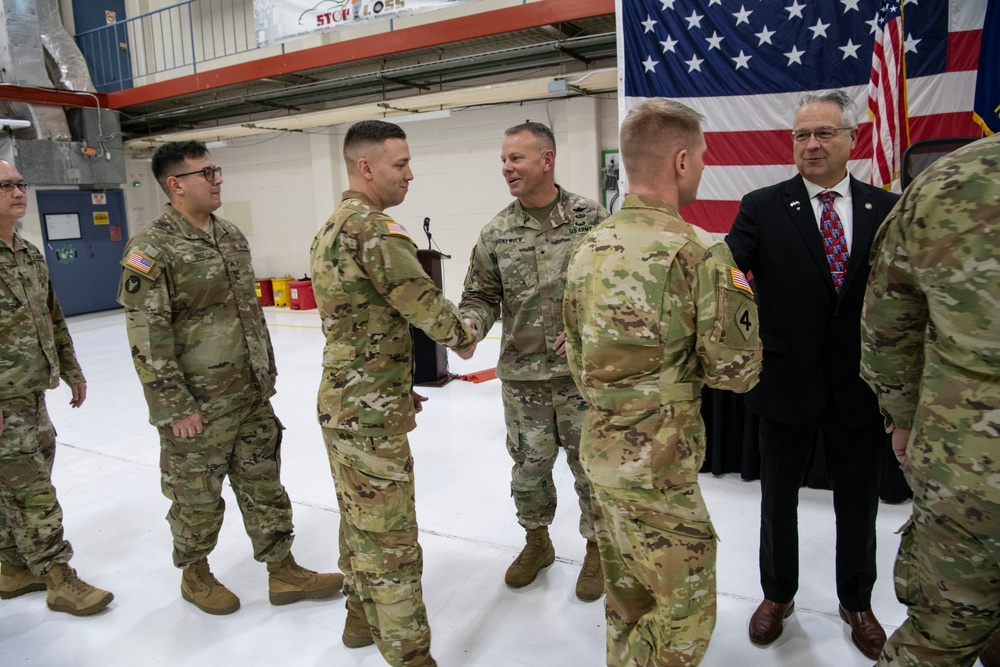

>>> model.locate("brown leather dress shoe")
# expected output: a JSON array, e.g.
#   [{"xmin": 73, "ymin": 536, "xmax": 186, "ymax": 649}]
[
  {"xmin": 839, "ymin": 604, "xmax": 887, "ymax": 660},
  {"xmin": 979, "ymin": 636, "xmax": 1000, "ymax": 667},
  {"xmin": 749, "ymin": 599, "xmax": 795, "ymax": 645},
  {"xmin": 981, "ymin": 634, "xmax": 1000, "ymax": 667}
]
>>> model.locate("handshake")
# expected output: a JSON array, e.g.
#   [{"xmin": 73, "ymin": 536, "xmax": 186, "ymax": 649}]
[{"xmin": 451, "ymin": 318, "xmax": 480, "ymax": 360}]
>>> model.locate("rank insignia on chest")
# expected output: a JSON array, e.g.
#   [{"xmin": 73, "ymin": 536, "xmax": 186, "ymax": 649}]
[
  {"xmin": 126, "ymin": 251, "xmax": 155, "ymax": 274},
  {"xmin": 124, "ymin": 275, "xmax": 142, "ymax": 293}
]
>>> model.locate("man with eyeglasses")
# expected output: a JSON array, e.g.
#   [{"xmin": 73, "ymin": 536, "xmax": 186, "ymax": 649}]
[
  {"xmin": 117, "ymin": 141, "xmax": 343, "ymax": 615},
  {"xmin": 726, "ymin": 90, "xmax": 899, "ymax": 659},
  {"xmin": 0, "ymin": 159, "xmax": 113, "ymax": 615}
]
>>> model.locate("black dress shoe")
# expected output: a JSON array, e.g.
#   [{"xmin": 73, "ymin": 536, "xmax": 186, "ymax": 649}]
[
  {"xmin": 749, "ymin": 599, "xmax": 795, "ymax": 645},
  {"xmin": 839, "ymin": 604, "xmax": 887, "ymax": 660}
]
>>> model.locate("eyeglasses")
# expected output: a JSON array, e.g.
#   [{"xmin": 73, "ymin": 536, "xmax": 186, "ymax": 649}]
[
  {"xmin": 172, "ymin": 166, "xmax": 222, "ymax": 182},
  {"xmin": 791, "ymin": 127, "xmax": 853, "ymax": 143},
  {"xmin": 0, "ymin": 181, "xmax": 29, "ymax": 193}
]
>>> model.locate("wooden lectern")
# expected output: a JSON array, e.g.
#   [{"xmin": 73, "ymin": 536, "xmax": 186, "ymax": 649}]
[{"xmin": 412, "ymin": 249, "xmax": 451, "ymax": 386}]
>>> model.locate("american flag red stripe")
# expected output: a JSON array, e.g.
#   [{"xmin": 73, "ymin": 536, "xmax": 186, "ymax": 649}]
[
  {"xmin": 868, "ymin": 0, "xmax": 909, "ymax": 192},
  {"xmin": 621, "ymin": 1, "xmax": 986, "ymax": 233}
]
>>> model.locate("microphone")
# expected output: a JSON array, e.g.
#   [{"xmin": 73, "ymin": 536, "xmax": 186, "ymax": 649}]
[{"xmin": 423, "ymin": 217, "xmax": 432, "ymax": 250}]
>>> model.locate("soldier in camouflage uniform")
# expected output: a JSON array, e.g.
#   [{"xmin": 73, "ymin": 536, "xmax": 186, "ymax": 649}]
[
  {"xmin": 459, "ymin": 122, "xmax": 607, "ymax": 600},
  {"xmin": 860, "ymin": 132, "xmax": 1000, "ymax": 667},
  {"xmin": 118, "ymin": 141, "xmax": 342, "ymax": 615},
  {"xmin": 0, "ymin": 159, "xmax": 113, "ymax": 616},
  {"xmin": 310, "ymin": 121, "xmax": 476, "ymax": 667},
  {"xmin": 563, "ymin": 100, "xmax": 762, "ymax": 666}
]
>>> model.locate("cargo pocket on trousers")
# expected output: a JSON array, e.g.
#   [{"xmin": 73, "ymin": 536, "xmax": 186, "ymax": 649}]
[
  {"xmin": 339, "ymin": 463, "xmax": 416, "ymax": 535},
  {"xmin": 893, "ymin": 517, "xmax": 919, "ymax": 607},
  {"xmin": 637, "ymin": 512, "xmax": 718, "ymax": 619}
]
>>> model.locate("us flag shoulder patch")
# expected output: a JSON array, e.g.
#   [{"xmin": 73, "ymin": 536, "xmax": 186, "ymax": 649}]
[
  {"xmin": 730, "ymin": 267, "xmax": 753, "ymax": 295},
  {"xmin": 126, "ymin": 251, "xmax": 155, "ymax": 274},
  {"xmin": 385, "ymin": 221, "xmax": 411, "ymax": 239}
]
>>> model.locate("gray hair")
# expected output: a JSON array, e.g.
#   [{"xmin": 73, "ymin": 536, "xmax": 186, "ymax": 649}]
[{"xmin": 795, "ymin": 90, "xmax": 859, "ymax": 129}]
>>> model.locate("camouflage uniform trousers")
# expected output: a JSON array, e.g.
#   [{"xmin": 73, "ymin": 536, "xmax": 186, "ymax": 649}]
[
  {"xmin": 502, "ymin": 377, "xmax": 595, "ymax": 540},
  {"xmin": 158, "ymin": 395, "xmax": 294, "ymax": 568},
  {"xmin": 323, "ymin": 428, "xmax": 434, "ymax": 667},
  {"xmin": 0, "ymin": 392, "xmax": 73, "ymax": 575},
  {"xmin": 878, "ymin": 473, "xmax": 1000, "ymax": 667},
  {"xmin": 592, "ymin": 482, "xmax": 717, "ymax": 667}
]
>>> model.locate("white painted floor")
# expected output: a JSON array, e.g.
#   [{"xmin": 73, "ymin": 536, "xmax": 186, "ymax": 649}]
[{"xmin": 0, "ymin": 306, "xmax": 959, "ymax": 666}]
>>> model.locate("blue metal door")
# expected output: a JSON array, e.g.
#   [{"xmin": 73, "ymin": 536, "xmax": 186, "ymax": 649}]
[
  {"xmin": 73, "ymin": 0, "xmax": 132, "ymax": 92},
  {"xmin": 36, "ymin": 189, "xmax": 127, "ymax": 316}
]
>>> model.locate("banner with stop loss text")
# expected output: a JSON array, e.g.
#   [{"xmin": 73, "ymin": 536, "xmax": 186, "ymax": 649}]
[{"xmin": 254, "ymin": 0, "xmax": 483, "ymax": 45}]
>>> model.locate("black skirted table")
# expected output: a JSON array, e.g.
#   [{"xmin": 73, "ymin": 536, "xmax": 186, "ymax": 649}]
[{"xmin": 699, "ymin": 387, "xmax": 913, "ymax": 504}]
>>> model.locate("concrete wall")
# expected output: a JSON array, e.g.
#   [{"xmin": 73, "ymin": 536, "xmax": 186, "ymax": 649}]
[{"xmin": 119, "ymin": 95, "xmax": 619, "ymax": 301}]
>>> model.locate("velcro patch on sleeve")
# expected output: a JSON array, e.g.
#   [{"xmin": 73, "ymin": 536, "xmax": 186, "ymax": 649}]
[
  {"xmin": 385, "ymin": 221, "xmax": 411, "ymax": 240},
  {"xmin": 730, "ymin": 267, "xmax": 753, "ymax": 296},
  {"xmin": 125, "ymin": 250, "xmax": 155, "ymax": 274}
]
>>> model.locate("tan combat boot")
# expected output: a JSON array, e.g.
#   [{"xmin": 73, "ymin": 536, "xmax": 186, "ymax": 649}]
[
  {"xmin": 267, "ymin": 554, "xmax": 344, "ymax": 605},
  {"xmin": 45, "ymin": 563, "xmax": 113, "ymax": 616},
  {"xmin": 181, "ymin": 558, "xmax": 240, "ymax": 615},
  {"xmin": 505, "ymin": 526, "xmax": 555, "ymax": 588},
  {"xmin": 0, "ymin": 561, "xmax": 46, "ymax": 599},
  {"xmin": 575, "ymin": 540, "xmax": 604, "ymax": 601},
  {"xmin": 342, "ymin": 598, "xmax": 375, "ymax": 648}
]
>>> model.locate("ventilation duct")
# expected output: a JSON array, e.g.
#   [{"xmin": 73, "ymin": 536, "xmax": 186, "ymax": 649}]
[
  {"xmin": 0, "ymin": 0, "xmax": 70, "ymax": 140},
  {"xmin": 0, "ymin": 0, "xmax": 124, "ymax": 186}
]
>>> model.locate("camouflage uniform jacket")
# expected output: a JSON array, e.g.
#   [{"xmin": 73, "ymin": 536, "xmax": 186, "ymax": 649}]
[
  {"xmin": 117, "ymin": 204, "xmax": 277, "ymax": 427},
  {"xmin": 0, "ymin": 233, "xmax": 84, "ymax": 400},
  {"xmin": 861, "ymin": 133, "xmax": 1000, "ymax": 504},
  {"xmin": 310, "ymin": 191, "xmax": 475, "ymax": 437},
  {"xmin": 564, "ymin": 194, "xmax": 762, "ymax": 490},
  {"xmin": 460, "ymin": 187, "xmax": 606, "ymax": 381}
]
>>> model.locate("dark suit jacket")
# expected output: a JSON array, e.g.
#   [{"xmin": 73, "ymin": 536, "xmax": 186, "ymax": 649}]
[{"xmin": 726, "ymin": 174, "xmax": 899, "ymax": 429}]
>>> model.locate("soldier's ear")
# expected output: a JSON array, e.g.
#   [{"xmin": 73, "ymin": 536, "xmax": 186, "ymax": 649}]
[
  {"xmin": 674, "ymin": 148, "xmax": 689, "ymax": 181},
  {"xmin": 166, "ymin": 175, "xmax": 184, "ymax": 198},
  {"xmin": 357, "ymin": 156, "xmax": 374, "ymax": 180}
]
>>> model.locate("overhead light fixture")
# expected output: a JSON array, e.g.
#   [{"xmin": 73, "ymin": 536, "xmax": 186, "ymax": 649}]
[
  {"xmin": 380, "ymin": 109, "xmax": 452, "ymax": 124},
  {"xmin": 0, "ymin": 118, "xmax": 31, "ymax": 130},
  {"xmin": 127, "ymin": 68, "xmax": 617, "ymax": 146}
]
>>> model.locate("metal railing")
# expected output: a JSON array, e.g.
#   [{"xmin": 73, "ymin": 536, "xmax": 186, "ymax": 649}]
[{"xmin": 75, "ymin": 0, "xmax": 257, "ymax": 92}]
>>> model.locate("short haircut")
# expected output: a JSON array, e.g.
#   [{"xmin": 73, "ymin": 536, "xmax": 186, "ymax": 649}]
[
  {"xmin": 505, "ymin": 122, "xmax": 556, "ymax": 153},
  {"xmin": 620, "ymin": 98, "xmax": 703, "ymax": 180},
  {"xmin": 795, "ymin": 90, "xmax": 860, "ymax": 129},
  {"xmin": 152, "ymin": 141, "xmax": 210, "ymax": 192},
  {"xmin": 343, "ymin": 120, "xmax": 407, "ymax": 164}
]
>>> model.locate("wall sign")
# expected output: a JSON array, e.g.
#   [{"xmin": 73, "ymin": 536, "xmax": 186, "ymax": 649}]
[{"xmin": 254, "ymin": 0, "xmax": 484, "ymax": 45}]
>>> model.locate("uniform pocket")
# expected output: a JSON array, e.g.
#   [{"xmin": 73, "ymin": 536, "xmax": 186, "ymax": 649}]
[
  {"xmin": 892, "ymin": 517, "xmax": 919, "ymax": 607},
  {"xmin": 636, "ymin": 511, "xmax": 718, "ymax": 618},
  {"xmin": 337, "ymin": 462, "xmax": 416, "ymax": 534}
]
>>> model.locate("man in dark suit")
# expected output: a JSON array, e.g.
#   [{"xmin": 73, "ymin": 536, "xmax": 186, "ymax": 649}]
[{"xmin": 726, "ymin": 90, "xmax": 899, "ymax": 660}]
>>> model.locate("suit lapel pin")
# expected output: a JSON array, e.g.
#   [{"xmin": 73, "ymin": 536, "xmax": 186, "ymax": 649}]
[
  {"xmin": 865, "ymin": 202, "xmax": 873, "ymax": 210},
  {"xmin": 789, "ymin": 200, "xmax": 801, "ymax": 210}
]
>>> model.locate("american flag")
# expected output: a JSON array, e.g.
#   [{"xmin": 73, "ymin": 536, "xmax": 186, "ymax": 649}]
[
  {"xmin": 126, "ymin": 251, "xmax": 154, "ymax": 274},
  {"xmin": 868, "ymin": 0, "xmax": 909, "ymax": 192},
  {"xmin": 619, "ymin": 0, "xmax": 986, "ymax": 232}
]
